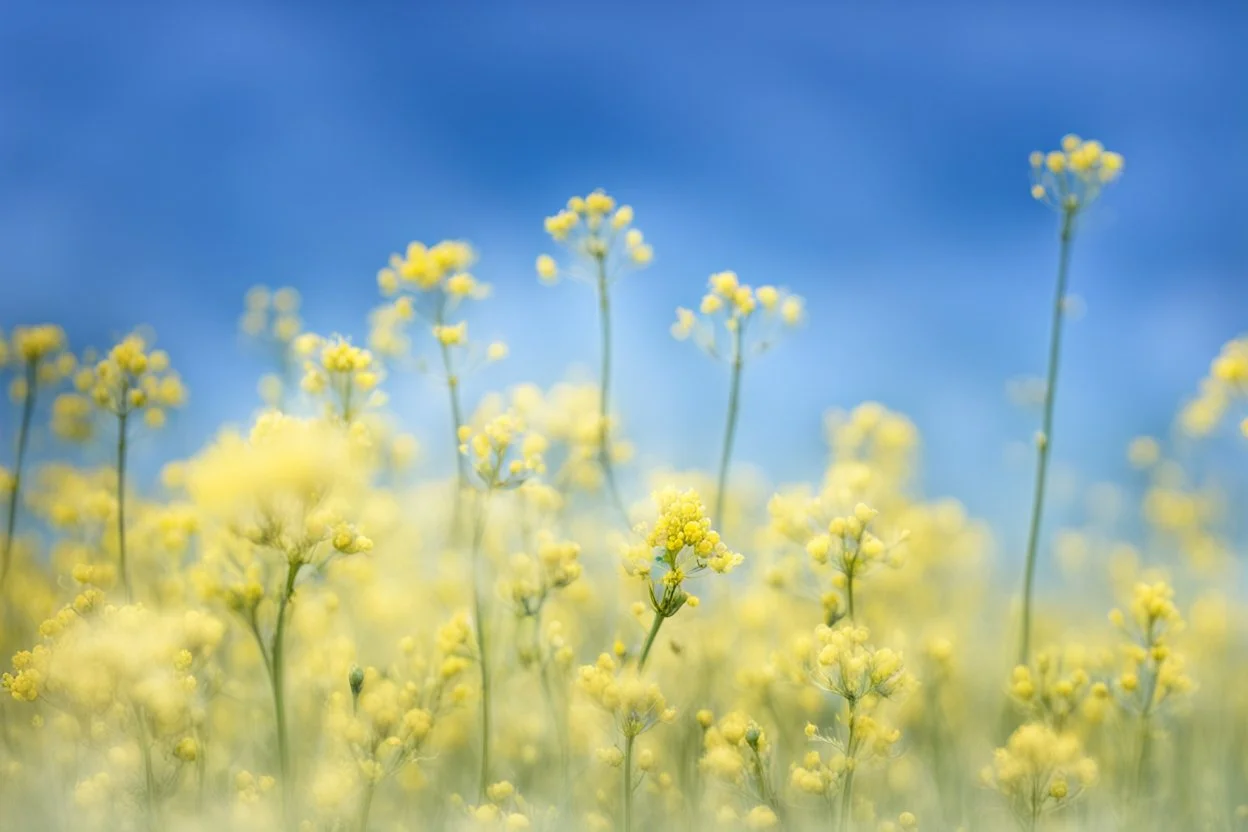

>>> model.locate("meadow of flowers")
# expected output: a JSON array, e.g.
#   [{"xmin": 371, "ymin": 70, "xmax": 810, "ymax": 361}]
[{"xmin": 1, "ymin": 135, "xmax": 1246, "ymax": 832}]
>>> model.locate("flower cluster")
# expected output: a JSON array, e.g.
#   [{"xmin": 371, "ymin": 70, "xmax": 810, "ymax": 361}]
[
  {"xmin": 295, "ymin": 333, "xmax": 383, "ymax": 422},
  {"xmin": 578, "ymin": 653, "xmax": 675, "ymax": 739},
  {"xmin": 2, "ymin": 324, "xmax": 74, "ymax": 401},
  {"xmin": 458, "ymin": 409, "xmax": 547, "ymax": 489},
  {"xmin": 1029, "ymin": 134, "xmax": 1124, "ymax": 212},
  {"xmin": 671, "ymin": 271, "xmax": 803, "ymax": 358},
  {"xmin": 70, "ymin": 332, "xmax": 186, "ymax": 429},
  {"xmin": 624, "ymin": 487, "xmax": 743, "ymax": 618},
  {"xmin": 536, "ymin": 189, "xmax": 653, "ymax": 285},
  {"xmin": 983, "ymin": 723, "xmax": 1098, "ymax": 825}
]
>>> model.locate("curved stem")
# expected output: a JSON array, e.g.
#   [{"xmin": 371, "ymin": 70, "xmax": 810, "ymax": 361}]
[
  {"xmin": 271, "ymin": 560, "xmax": 302, "ymax": 828},
  {"xmin": 117, "ymin": 408, "xmax": 132, "ymax": 602},
  {"xmin": 595, "ymin": 259, "xmax": 629, "ymax": 524},
  {"xmin": 1, "ymin": 360, "xmax": 37, "ymax": 593},
  {"xmin": 470, "ymin": 489, "xmax": 495, "ymax": 800},
  {"xmin": 638, "ymin": 611, "xmax": 665, "ymax": 672},
  {"xmin": 1018, "ymin": 207, "xmax": 1076, "ymax": 665},
  {"xmin": 713, "ymin": 322, "xmax": 744, "ymax": 528}
]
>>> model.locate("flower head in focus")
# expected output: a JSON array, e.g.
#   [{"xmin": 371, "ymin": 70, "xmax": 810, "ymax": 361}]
[{"xmin": 1029, "ymin": 134, "xmax": 1123, "ymax": 213}]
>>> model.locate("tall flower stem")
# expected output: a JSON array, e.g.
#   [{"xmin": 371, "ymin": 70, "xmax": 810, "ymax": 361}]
[
  {"xmin": 1018, "ymin": 205, "xmax": 1076, "ymax": 665},
  {"xmin": 1, "ymin": 360, "xmax": 37, "ymax": 593},
  {"xmin": 117, "ymin": 406, "xmax": 133, "ymax": 603},
  {"xmin": 595, "ymin": 257, "xmax": 629, "ymax": 524},
  {"xmin": 270, "ymin": 560, "xmax": 303, "ymax": 828},
  {"xmin": 713, "ymin": 320, "xmax": 745, "ymax": 528},
  {"xmin": 470, "ymin": 488, "xmax": 495, "ymax": 800},
  {"xmin": 839, "ymin": 705, "xmax": 858, "ymax": 831},
  {"xmin": 438, "ymin": 319, "xmax": 469, "ymax": 540},
  {"xmin": 539, "ymin": 661, "xmax": 570, "ymax": 798},
  {"xmin": 622, "ymin": 732, "xmax": 636, "ymax": 832},
  {"xmin": 638, "ymin": 611, "xmax": 665, "ymax": 672}
]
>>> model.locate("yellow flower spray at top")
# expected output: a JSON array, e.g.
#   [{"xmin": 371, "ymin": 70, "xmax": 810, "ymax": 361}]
[
  {"xmin": 457, "ymin": 407, "xmax": 547, "ymax": 800},
  {"xmin": 327, "ymin": 614, "xmax": 474, "ymax": 832},
  {"xmin": 536, "ymin": 189, "xmax": 652, "ymax": 522},
  {"xmin": 294, "ymin": 333, "xmax": 384, "ymax": 424},
  {"xmin": 803, "ymin": 623, "xmax": 910, "ymax": 830},
  {"xmin": 184, "ymin": 411, "xmax": 373, "ymax": 824},
  {"xmin": 623, "ymin": 487, "xmax": 743, "ymax": 670},
  {"xmin": 1108, "ymin": 581, "xmax": 1192, "ymax": 802},
  {"xmin": 1018, "ymin": 135, "xmax": 1123, "ymax": 666},
  {"xmin": 577, "ymin": 651, "xmax": 676, "ymax": 832},
  {"xmin": 982, "ymin": 722, "xmax": 1099, "ymax": 831},
  {"xmin": 239, "ymin": 285, "xmax": 304, "ymax": 408},
  {"xmin": 1, "ymin": 324, "xmax": 72, "ymax": 593},
  {"xmin": 671, "ymin": 270, "xmax": 804, "ymax": 527},
  {"xmin": 69, "ymin": 332, "xmax": 186, "ymax": 601},
  {"xmin": 376, "ymin": 238, "xmax": 493, "ymax": 538}
]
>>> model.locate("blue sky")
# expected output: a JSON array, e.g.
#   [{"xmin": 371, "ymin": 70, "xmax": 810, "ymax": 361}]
[{"xmin": 2, "ymin": 0, "xmax": 1246, "ymax": 562}]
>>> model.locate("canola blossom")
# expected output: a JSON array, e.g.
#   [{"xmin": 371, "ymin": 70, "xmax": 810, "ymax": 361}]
[{"xmin": 3, "ymin": 137, "xmax": 1248, "ymax": 832}]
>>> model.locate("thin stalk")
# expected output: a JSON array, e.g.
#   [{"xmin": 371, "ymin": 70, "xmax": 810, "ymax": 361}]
[
  {"xmin": 117, "ymin": 406, "xmax": 132, "ymax": 602},
  {"xmin": 357, "ymin": 778, "xmax": 377, "ymax": 832},
  {"xmin": 839, "ymin": 704, "xmax": 858, "ymax": 832},
  {"xmin": 638, "ymin": 611, "xmax": 665, "ymax": 672},
  {"xmin": 470, "ymin": 488, "xmax": 495, "ymax": 800},
  {"xmin": 1, "ymin": 360, "xmax": 37, "ymax": 592},
  {"xmin": 271, "ymin": 560, "xmax": 302, "ymax": 827},
  {"xmin": 713, "ymin": 320, "xmax": 744, "ymax": 528},
  {"xmin": 136, "ymin": 706, "xmax": 160, "ymax": 832},
  {"xmin": 595, "ymin": 258, "xmax": 629, "ymax": 524},
  {"xmin": 539, "ymin": 662, "xmax": 570, "ymax": 797},
  {"xmin": 440, "ymin": 340, "xmax": 468, "ymax": 539},
  {"xmin": 1018, "ymin": 206, "xmax": 1076, "ymax": 665},
  {"xmin": 622, "ymin": 732, "xmax": 636, "ymax": 832},
  {"xmin": 846, "ymin": 570, "xmax": 856, "ymax": 622}
]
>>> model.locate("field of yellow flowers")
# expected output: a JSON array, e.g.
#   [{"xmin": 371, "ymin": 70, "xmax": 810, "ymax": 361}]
[{"xmin": 1, "ymin": 136, "xmax": 1246, "ymax": 832}]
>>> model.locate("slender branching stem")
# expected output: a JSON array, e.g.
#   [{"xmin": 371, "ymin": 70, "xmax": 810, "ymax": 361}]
[
  {"xmin": 638, "ymin": 611, "xmax": 665, "ymax": 672},
  {"xmin": 713, "ymin": 320, "xmax": 745, "ymax": 528},
  {"xmin": 117, "ymin": 405, "xmax": 133, "ymax": 603},
  {"xmin": 622, "ymin": 732, "xmax": 636, "ymax": 832},
  {"xmin": 595, "ymin": 257, "xmax": 629, "ymax": 524},
  {"xmin": 1, "ymin": 360, "xmax": 37, "ymax": 593},
  {"xmin": 271, "ymin": 560, "xmax": 303, "ymax": 828},
  {"xmin": 470, "ymin": 488, "xmax": 495, "ymax": 800},
  {"xmin": 1018, "ymin": 205, "xmax": 1076, "ymax": 665}
]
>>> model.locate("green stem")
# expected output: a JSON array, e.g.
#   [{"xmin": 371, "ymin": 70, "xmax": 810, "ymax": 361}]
[
  {"xmin": 713, "ymin": 321, "xmax": 744, "ymax": 528},
  {"xmin": 136, "ymin": 706, "xmax": 160, "ymax": 831},
  {"xmin": 622, "ymin": 732, "xmax": 636, "ymax": 832},
  {"xmin": 357, "ymin": 778, "xmax": 377, "ymax": 832},
  {"xmin": 1018, "ymin": 206, "xmax": 1076, "ymax": 665},
  {"xmin": 271, "ymin": 560, "xmax": 302, "ymax": 827},
  {"xmin": 539, "ymin": 662, "xmax": 570, "ymax": 798},
  {"xmin": 638, "ymin": 611, "xmax": 665, "ymax": 672},
  {"xmin": 440, "ymin": 341, "xmax": 468, "ymax": 540},
  {"xmin": 1, "ymin": 360, "xmax": 37, "ymax": 593},
  {"xmin": 117, "ymin": 407, "xmax": 132, "ymax": 603},
  {"xmin": 846, "ymin": 571, "xmax": 856, "ymax": 623},
  {"xmin": 595, "ymin": 258, "xmax": 629, "ymax": 524},
  {"xmin": 839, "ymin": 710, "xmax": 857, "ymax": 832},
  {"xmin": 470, "ymin": 489, "xmax": 494, "ymax": 800}
]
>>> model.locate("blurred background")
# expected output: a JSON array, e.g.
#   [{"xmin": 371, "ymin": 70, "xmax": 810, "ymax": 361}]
[{"xmin": 2, "ymin": 0, "xmax": 1246, "ymax": 566}]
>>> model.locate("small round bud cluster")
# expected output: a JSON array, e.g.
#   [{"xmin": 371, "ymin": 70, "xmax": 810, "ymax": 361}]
[
  {"xmin": 537, "ymin": 189, "xmax": 652, "ymax": 287},
  {"xmin": 1028, "ymin": 134, "xmax": 1123, "ymax": 212}
]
